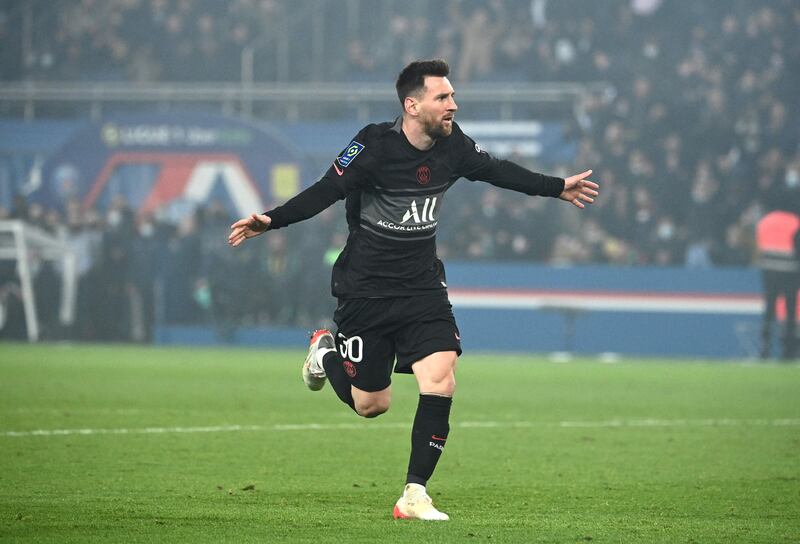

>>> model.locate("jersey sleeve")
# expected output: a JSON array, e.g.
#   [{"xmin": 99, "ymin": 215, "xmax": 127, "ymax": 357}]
[
  {"xmin": 454, "ymin": 126, "xmax": 565, "ymax": 198},
  {"xmin": 264, "ymin": 130, "xmax": 371, "ymax": 230}
]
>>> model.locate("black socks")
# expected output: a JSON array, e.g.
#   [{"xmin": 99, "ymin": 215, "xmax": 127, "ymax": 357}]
[
  {"xmin": 406, "ymin": 394, "xmax": 452, "ymax": 486},
  {"xmin": 321, "ymin": 352, "xmax": 454, "ymax": 486},
  {"xmin": 321, "ymin": 350, "xmax": 355, "ymax": 411}
]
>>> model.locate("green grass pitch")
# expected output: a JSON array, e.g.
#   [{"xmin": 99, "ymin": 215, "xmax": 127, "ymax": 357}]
[{"xmin": 1, "ymin": 343, "xmax": 798, "ymax": 543}]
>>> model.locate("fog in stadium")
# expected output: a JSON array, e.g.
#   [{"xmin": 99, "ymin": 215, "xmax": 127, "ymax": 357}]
[
  {"xmin": 1, "ymin": 1, "xmax": 799, "ymax": 541},
  {"xmin": 0, "ymin": 0, "xmax": 797, "ymax": 358}
]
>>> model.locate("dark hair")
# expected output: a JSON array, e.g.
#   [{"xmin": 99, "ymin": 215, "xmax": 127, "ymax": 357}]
[{"xmin": 395, "ymin": 59, "xmax": 450, "ymax": 105}]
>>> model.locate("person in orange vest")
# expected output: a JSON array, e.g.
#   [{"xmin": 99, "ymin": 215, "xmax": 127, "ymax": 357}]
[{"xmin": 756, "ymin": 204, "xmax": 800, "ymax": 360}]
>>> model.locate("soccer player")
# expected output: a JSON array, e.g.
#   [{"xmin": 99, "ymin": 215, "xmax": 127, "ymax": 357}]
[{"xmin": 229, "ymin": 59, "xmax": 599, "ymax": 520}]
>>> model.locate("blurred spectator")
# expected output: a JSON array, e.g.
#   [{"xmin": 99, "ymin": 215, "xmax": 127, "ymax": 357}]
[
  {"xmin": 756, "ymin": 195, "xmax": 800, "ymax": 360},
  {"xmin": 455, "ymin": 6, "xmax": 499, "ymax": 82},
  {"xmin": 1, "ymin": 0, "xmax": 799, "ymax": 337}
]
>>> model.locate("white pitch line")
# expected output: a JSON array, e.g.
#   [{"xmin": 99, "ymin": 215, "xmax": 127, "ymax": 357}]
[{"xmin": 2, "ymin": 418, "xmax": 800, "ymax": 438}]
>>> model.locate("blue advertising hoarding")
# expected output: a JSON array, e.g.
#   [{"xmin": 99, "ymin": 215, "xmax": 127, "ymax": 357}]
[{"xmin": 28, "ymin": 113, "xmax": 307, "ymax": 220}]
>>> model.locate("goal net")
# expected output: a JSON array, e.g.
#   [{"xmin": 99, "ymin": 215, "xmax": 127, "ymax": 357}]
[{"xmin": 0, "ymin": 220, "xmax": 76, "ymax": 341}]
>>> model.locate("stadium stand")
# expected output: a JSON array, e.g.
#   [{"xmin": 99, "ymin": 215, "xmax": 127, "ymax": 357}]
[{"xmin": 0, "ymin": 0, "xmax": 798, "ymax": 341}]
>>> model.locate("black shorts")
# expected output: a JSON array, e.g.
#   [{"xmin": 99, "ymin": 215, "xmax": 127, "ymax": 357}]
[{"xmin": 332, "ymin": 291, "xmax": 462, "ymax": 392}]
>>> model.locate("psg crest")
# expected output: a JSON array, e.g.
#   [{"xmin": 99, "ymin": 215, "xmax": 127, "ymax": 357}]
[{"xmin": 416, "ymin": 165, "xmax": 431, "ymax": 184}]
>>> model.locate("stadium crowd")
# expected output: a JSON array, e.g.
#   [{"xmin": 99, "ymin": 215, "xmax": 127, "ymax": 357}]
[
  {"xmin": 0, "ymin": 196, "xmax": 337, "ymax": 340},
  {"xmin": 1, "ymin": 0, "xmax": 799, "ymax": 340}
]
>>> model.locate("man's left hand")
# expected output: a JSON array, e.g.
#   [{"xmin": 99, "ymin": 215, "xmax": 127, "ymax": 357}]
[{"xmin": 560, "ymin": 169, "xmax": 599, "ymax": 209}]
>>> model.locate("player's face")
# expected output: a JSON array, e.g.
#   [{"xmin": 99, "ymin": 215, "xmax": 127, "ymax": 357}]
[{"xmin": 418, "ymin": 76, "xmax": 458, "ymax": 139}]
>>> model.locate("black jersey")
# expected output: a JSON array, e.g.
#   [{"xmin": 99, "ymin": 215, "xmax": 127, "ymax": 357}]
[{"xmin": 265, "ymin": 118, "xmax": 564, "ymax": 299}]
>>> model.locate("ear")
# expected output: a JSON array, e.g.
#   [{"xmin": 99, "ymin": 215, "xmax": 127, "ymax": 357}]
[{"xmin": 404, "ymin": 96, "xmax": 419, "ymax": 117}]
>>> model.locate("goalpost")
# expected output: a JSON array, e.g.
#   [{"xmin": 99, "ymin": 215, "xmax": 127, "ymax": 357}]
[{"xmin": 0, "ymin": 220, "xmax": 77, "ymax": 341}]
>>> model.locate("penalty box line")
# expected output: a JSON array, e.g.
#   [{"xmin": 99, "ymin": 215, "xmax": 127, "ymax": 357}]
[{"xmin": 2, "ymin": 418, "xmax": 800, "ymax": 438}]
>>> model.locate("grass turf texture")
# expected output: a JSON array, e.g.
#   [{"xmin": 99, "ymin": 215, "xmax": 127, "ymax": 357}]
[{"xmin": 0, "ymin": 344, "xmax": 798, "ymax": 543}]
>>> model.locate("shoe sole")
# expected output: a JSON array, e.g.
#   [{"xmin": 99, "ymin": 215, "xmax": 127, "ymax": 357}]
[
  {"xmin": 303, "ymin": 330, "xmax": 331, "ymax": 391},
  {"xmin": 392, "ymin": 504, "xmax": 449, "ymax": 521}
]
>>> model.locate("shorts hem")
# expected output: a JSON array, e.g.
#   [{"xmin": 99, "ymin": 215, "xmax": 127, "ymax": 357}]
[{"xmin": 395, "ymin": 343, "xmax": 462, "ymax": 374}]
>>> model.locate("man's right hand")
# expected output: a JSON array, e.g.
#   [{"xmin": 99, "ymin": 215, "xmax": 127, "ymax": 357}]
[{"xmin": 228, "ymin": 213, "xmax": 271, "ymax": 247}]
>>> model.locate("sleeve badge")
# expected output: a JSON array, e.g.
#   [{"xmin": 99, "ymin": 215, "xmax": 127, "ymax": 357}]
[{"xmin": 336, "ymin": 140, "xmax": 365, "ymax": 167}]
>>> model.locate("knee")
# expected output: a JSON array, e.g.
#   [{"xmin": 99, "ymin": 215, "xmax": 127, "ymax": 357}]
[
  {"xmin": 355, "ymin": 401, "xmax": 390, "ymax": 418},
  {"xmin": 431, "ymin": 372, "xmax": 456, "ymax": 397},
  {"xmin": 413, "ymin": 351, "xmax": 458, "ymax": 397},
  {"xmin": 352, "ymin": 386, "xmax": 392, "ymax": 418},
  {"xmin": 422, "ymin": 369, "xmax": 456, "ymax": 397}
]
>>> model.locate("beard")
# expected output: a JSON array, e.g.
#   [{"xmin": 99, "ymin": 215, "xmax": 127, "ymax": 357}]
[{"xmin": 421, "ymin": 112, "xmax": 453, "ymax": 140}]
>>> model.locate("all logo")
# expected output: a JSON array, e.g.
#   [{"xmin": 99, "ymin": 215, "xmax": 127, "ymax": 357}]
[
  {"xmin": 401, "ymin": 197, "xmax": 437, "ymax": 224},
  {"xmin": 416, "ymin": 165, "xmax": 431, "ymax": 184},
  {"xmin": 343, "ymin": 360, "xmax": 357, "ymax": 378}
]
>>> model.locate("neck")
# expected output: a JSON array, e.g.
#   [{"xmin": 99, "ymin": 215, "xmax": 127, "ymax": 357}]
[{"xmin": 401, "ymin": 115, "xmax": 436, "ymax": 151}]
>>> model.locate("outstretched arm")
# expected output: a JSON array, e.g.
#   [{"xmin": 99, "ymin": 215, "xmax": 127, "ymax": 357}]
[
  {"xmin": 559, "ymin": 169, "xmax": 599, "ymax": 209},
  {"xmin": 227, "ymin": 173, "xmax": 349, "ymax": 248},
  {"xmin": 456, "ymin": 126, "xmax": 599, "ymax": 204},
  {"xmin": 228, "ymin": 213, "xmax": 271, "ymax": 247}
]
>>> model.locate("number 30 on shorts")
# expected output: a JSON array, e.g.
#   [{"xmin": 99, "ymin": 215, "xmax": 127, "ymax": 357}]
[{"xmin": 337, "ymin": 333, "xmax": 364, "ymax": 362}]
